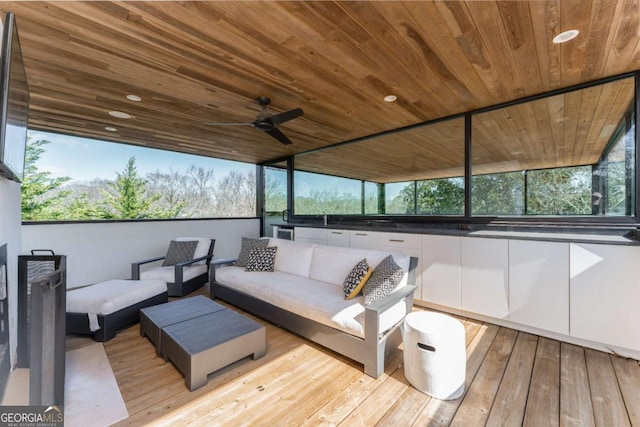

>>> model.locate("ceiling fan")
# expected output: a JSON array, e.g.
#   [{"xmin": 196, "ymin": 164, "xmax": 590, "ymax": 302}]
[{"xmin": 205, "ymin": 97, "xmax": 304, "ymax": 145}]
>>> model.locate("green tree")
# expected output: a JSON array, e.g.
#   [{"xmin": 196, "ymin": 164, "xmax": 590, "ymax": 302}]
[
  {"xmin": 471, "ymin": 172, "xmax": 525, "ymax": 215},
  {"xmin": 21, "ymin": 139, "xmax": 72, "ymax": 220},
  {"xmin": 400, "ymin": 178, "xmax": 464, "ymax": 215},
  {"xmin": 101, "ymin": 156, "xmax": 183, "ymax": 219},
  {"xmin": 527, "ymin": 166, "xmax": 591, "ymax": 215}
]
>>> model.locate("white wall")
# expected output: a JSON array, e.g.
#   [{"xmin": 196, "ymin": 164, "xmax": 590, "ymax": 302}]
[
  {"xmin": 0, "ymin": 176, "xmax": 22, "ymax": 367},
  {"xmin": 22, "ymin": 218, "xmax": 260, "ymax": 288}
]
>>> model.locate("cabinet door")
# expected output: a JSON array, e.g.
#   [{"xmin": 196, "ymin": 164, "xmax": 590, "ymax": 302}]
[
  {"xmin": 294, "ymin": 227, "xmax": 328, "ymax": 245},
  {"xmin": 421, "ymin": 235, "xmax": 461, "ymax": 308},
  {"xmin": 570, "ymin": 243, "xmax": 640, "ymax": 352},
  {"xmin": 349, "ymin": 231, "xmax": 376, "ymax": 249},
  {"xmin": 461, "ymin": 238, "xmax": 509, "ymax": 319},
  {"xmin": 509, "ymin": 240, "xmax": 569, "ymax": 334},
  {"xmin": 327, "ymin": 230, "xmax": 349, "ymax": 247}
]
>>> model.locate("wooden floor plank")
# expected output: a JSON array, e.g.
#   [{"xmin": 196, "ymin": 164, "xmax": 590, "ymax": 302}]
[
  {"xmin": 486, "ymin": 332, "xmax": 538, "ymax": 427},
  {"xmin": 338, "ymin": 365, "xmax": 409, "ymax": 426},
  {"xmin": 298, "ymin": 349, "xmax": 403, "ymax": 427},
  {"xmin": 559, "ymin": 342, "xmax": 595, "ymax": 427},
  {"xmin": 412, "ymin": 323, "xmax": 500, "ymax": 426},
  {"xmin": 523, "ymin": 337, "xmax": 561, "ymax": 427},
  {"xmin": 611, "ymin": 356, "xmax": 640, "ymax": 426},
  {"xmin": 450, "ymin": 327, "xmax": 518, "ymax": 427},
  {"xmin": 376, "ymin": 384, "xmax": 430, "ymax": 427},
  {"xmin": 585, "ymin": 349, "xmax": 632, "ymax": 427}
]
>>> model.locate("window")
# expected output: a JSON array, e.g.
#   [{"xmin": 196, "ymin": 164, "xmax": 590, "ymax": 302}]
[
  {"xmin": 294, "ymin": 170, "xmax": 362, "ymax": 214},
  {"xmin": 24, "ymin": 130, "xmax": 256, "ymax": 220}
]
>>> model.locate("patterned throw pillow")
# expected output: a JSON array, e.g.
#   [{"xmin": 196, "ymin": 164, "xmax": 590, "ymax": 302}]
[
  {"xmin": 245, "ymin": 246, "xmax": 278, "ymax": 272},
  {"xmin": 162, "ymin": 240, "xmax": 198, "ymax": 266},
  {"xmin": 236, "ymin": 237, "xmax": 269, "ymax": 267},
  {"xmin": 343, "ymin": 258, "xmax": 372, "ymax": 299},
  {"xmin": 363, "ymin": 255, "xmax": 404, "ymax": 305}
]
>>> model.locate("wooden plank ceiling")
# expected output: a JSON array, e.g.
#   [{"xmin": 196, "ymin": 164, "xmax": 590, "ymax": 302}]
[{"xmin": 1, "ymin": 1, "xmax": 639, "ymax": 182}]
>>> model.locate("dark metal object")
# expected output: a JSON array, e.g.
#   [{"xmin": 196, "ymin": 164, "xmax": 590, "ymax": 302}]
[{"xmin": 205, "ymin": 97, "xmax": 303, "ymax": 145}]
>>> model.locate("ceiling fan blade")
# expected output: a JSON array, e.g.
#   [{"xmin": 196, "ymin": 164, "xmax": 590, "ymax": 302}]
[
  {"xmin": 269, "ymin": 108, "xmax": 304, "ymax": 126},
  {"xmin": 203, "ymin": 122, "xmax": 252, "ymax": 126},
  {"xmin": 265, "ymin": 127, "xmax": 293, "ymax": 145}
]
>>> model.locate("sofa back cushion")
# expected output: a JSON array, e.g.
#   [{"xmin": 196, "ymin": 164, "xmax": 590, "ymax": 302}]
[
  {"xmin": 268, "ymin": 238, "xmax": 315, "ymax": 277},
  {"xmin": 309, "ymin": 245, "xmax": 410, "ymax": 288}
]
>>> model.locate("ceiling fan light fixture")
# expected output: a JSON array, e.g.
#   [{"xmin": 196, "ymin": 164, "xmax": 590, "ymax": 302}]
[
  {"xmin": 553, "ymin": 29, "xmax": 579, "ymax": 44},
  {"xmin": 126, "ymin": 94, "xmax": 142, "ymax": 102},
  {"xmin": 105, "ymin": 126, "xmax": 118, "ymax": 132},
  {"xmin": 384, "ymin": 95, "xmax": 397, "ymax": 102},
  {"xmin": 108, "ymin": 110, "xmax": 132, "ymax": 119}
]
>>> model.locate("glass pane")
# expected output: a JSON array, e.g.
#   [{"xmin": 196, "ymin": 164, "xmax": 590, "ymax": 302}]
[
  {"xmin": 471, "ymin": 172, "xmax": 524, "ymax": 215},
  {"xmin": 472, "ymin": 76, "xmax": 635, "ymax": 217},
  {"xmin": 364, "ymin": 182, "xmax": 378, "ymax": 214},
  {"xmin": 294, "ymin": 170, "xmax": 362, "ymax": 214},
  {"xmin": 416, "ymin": 177, "xmax": 464, "ymax": 215},
  {"xmin": 385, "ymin": 182, "xmax": 414, "ymax": 214},
  {"xmin": 264, "ymin": 165, "xmax": 287, "ymax": 236},
  {"xmin": 527, "ymin": 166, "xmax": 591, "ymax": 215}
]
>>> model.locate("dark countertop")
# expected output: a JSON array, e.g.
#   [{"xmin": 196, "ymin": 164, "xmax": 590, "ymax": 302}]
[{"xmin": 276, "ymin": 222, "xmax": 640, "ymax": 246}]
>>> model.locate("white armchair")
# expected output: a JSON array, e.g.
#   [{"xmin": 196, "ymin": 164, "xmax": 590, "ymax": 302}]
[{"xmin": 131, "ymin": 237, "xmax": 215, "ymax": 297}]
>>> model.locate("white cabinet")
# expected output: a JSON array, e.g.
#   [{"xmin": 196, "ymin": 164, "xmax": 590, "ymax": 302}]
[
  {"xmin": 294, "ymin": 227, "xmax": 328, "ymax": 245},
  {"xmin": 421, "ymin": 235, "xmax": 461, "ymax": 308},
  {"xmin": 327, "ymin": 229, "xmax": 349, "ymax": 247},
  {"xmin": 349, "ymin": 230, "xmax": 376, "ymax": 249},
  {"xmin": 508, "ymin": 240, "xmax": 569, "ymax": 334},
  {"xmin": 461, "ymin": 238, "xmax": 509, "ymax": 319},
  {"xmin": 570, "ymin": 243, "xmax": 640, "ymax": 352}
]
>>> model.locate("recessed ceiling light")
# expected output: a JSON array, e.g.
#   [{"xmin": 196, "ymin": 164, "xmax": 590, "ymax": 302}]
[
  {"xmin": 126, "ymin": 94, "xmax": 142, "ymax": 102},
  {"xmin": 553, "ymin": 29, "xmax": 579, "ymax": 44},
  {"xmin": 384, "ymin": 95, "xmax": 397, "ymax": 103},
  {"xmin": 105, "ymin": 126, "xmax": 118, "ymax": 132},
  {"xmin": 108, "ymin": 111, "xmax": 132, "ymax": 119}
]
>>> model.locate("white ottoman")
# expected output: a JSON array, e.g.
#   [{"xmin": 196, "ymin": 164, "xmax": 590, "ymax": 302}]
[{"xmin": 403, "ymin": 311, "xmax": 466, "ymax": 400}]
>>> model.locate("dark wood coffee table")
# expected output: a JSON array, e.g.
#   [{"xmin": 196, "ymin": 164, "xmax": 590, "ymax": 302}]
[
  {"xmin": 161, "ymin": 309, "xmax": 266, "ymax": 391},
  {"xmin": 140, "ymin": 295, "xmax": 225, "ymax": 354}
]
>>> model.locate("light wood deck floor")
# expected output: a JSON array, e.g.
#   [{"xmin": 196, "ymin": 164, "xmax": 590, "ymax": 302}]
[{"xmin": 67, "ymin": 286, "xmax": 640, "ymax": 426}]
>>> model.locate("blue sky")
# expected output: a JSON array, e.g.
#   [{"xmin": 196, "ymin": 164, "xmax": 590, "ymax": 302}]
[{"xmin": 28, "ymin": 130, "xmax": 254, "ymax": 182}]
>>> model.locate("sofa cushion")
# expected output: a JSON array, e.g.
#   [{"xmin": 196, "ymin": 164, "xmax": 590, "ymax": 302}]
[
  {"xmin": 343, "ymin": 259, "xmax": 372, "ymax": 299},
  {"xmin": 268, "ymin": 238, "xmax": 314, "ymax": 277},
  {"xmin": 236, "ymin": 237, "xmax": 269, "ymax": 267},
  {"xmin": 309, "ymin": 245, "xmax": 410, "ymax": 288},
  {"xmin": 215, "ymin": 266, "xmax": 407, "ymax": 338},
  {"xmin": 162, "ymin": 240, "xmax": 197, "ymax": 266},
  {"xmin": 363, "ymin": 255, "xmax": 405, "ymax": 305},
  {"xmin": 245, "ymin": 246, "xmax": 277, "ymax": 272}
]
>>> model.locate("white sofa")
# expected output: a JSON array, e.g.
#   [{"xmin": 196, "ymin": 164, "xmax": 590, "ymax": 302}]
[{"xmin": 210, "ymin": 238, "xmax": 418, "ymax": 378}]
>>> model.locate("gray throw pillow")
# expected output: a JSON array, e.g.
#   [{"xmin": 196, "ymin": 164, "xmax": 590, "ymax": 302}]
[
  {"xmin": 235, "ymin": 237, "xmax": 269, "ymax": 267},
  {"xmin": 162, "ymin": 240, "xmax": 198, "ymax": 266},
  {"xmin": 363, "ymin": 255, "xmax": 404, "ymax": 305}
]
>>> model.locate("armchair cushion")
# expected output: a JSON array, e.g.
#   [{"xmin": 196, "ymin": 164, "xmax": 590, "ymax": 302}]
[
  {"xmin": 176, "ymin": 237, "xmax": 212, "ymax": 265},
  {"xmin": 162, "ymin": 240, "xmax": 198, "ymax": 266},
  {"xmin": 140, "ymin": 264, "xmax": 207, "ymax": 283}
]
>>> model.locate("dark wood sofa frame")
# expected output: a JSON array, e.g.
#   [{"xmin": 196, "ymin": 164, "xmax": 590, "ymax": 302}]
[
  {"xmin": 210, "ymin": 257, "xmax": 418, "ymax": 378},
  {"xmin": 131, "ymin": 238, "xmax": 215, "ymax": 297}
]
